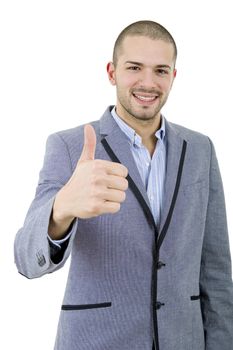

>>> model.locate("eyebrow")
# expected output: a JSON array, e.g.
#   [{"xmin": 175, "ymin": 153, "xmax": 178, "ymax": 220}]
[{"xmin": 124, "ymin": 61, "xmax": 172, "ymax": 70}]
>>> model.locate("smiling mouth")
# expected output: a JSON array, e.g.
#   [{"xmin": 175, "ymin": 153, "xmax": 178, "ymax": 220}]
[{"xmin": 132, "ymin": 93, "xmax": 159, "ymax": 103}]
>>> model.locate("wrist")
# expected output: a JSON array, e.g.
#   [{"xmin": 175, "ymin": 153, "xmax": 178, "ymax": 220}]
[
  {"xmin": 53, "ymin": 189, "xmax": 75, "ymax": 223},
  {"xmin": 48, "ymin": 193, "xmax": 75, "ymax": 240}
]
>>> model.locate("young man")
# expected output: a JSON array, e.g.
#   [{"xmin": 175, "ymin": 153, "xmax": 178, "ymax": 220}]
[{"xmin": 14, "ymin": 20, "xmax": 233, "ymax": 350}]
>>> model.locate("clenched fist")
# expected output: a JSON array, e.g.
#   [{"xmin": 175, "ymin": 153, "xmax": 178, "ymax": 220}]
[{"xmin": 49, "ymin": 124, "xmax": 128, "ymax": 239}]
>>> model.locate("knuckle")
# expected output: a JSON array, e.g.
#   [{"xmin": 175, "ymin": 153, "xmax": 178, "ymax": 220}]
[
  {"xmin": 90, "ymin": 186, "xmax": 102, "ymax": 200},
  {"xmin": 119, "ymin": 178, "xmax": 128, "ymax": 191},
  {"xmin": 122, "ymin": 165, "xmax": 128, "ymax": 177},
  {"xmin": 89, "ymin": 201, "xmax": 101, "ymax": 215},
  {"xmin": 122, "ymin": 191, "xmax": 126, "ymax": 201},
  {"xmin": 90, "ymin": 173, "xmax": 100, "ymax": 186},
  {"xmin": 119, "ymin": 191, "xmax": 126, "ymax": 202},
  {"xmin": 93, "ymin": 159, "xmax": 103, "ymax": 170},
  {"xmin": 112, "ymin": 203, "xmax": 121, "ymax": 213},
  {"xmin": 123, "ymin": 179, "xmax": 128, "ymax": 190}
]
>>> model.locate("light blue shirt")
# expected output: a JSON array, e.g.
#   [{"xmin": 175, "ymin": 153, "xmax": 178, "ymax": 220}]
[
  {"xmin": 49, "ymin": 107, "xmax": 167, "ymax": 247},
  {"xmin": 111, "ymin": 107, "xmax": 166, "ymax": 226}
]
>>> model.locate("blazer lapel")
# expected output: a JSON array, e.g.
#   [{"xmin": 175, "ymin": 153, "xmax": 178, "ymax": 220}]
[
  {"xmin": 99, "ymin": 107, "xmax": 187, "ymax": 246},
  {"xmin": 99, "ymin": 107, "xmax": 152, "ymax": 213},
  {"xmin": 159, "ymin": 120, "xmax": 187, "ymax": 237}
]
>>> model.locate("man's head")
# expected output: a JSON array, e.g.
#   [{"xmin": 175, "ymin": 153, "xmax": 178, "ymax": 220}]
[
  {"xmin": 107, "ymin": 20, "xmax": 177, "ymax": 125},
  {"xmin": 113, "ymin": 20, "xmax": 177, "ymax": 67}
]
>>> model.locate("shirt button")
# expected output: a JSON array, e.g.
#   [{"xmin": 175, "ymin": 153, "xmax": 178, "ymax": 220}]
[
  {"xmin": 155, "ymin": 301, "xmax": 165, "ymax": 310},
  {"xmin": 157, "ymin": 261, "xmax": 166, "ymax": 270}
]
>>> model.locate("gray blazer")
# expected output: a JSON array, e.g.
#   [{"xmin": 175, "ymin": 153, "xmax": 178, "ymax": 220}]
[{"xmin": 14, "ymin": 106, "xmax": 233, "ymax": 350}]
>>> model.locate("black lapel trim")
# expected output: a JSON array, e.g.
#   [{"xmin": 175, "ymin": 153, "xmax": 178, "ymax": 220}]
[
  {"xmin": 157, "ymin": 140, "xmax": 187, "ymax": 249},
  {"xmin": 101, "ymin": 137, "xmax": 187, "ymax": 245},
  {"xmin": 62, "ymin": 302, "xmax": 112, "ymax": 311},
  {"xmin": 101, "ymin": 138, "xmax": 159, "ymax": 238}
]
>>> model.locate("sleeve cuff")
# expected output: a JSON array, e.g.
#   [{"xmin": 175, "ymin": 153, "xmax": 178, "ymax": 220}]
[{"xmin": 47, "ymin": 230, "xmax": 73, "ymax": 248}]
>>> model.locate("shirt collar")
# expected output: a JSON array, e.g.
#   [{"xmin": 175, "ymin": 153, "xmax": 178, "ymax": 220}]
[{"xmin": 111, "ymin": 106, "xmax": 166, "ymax": 147}]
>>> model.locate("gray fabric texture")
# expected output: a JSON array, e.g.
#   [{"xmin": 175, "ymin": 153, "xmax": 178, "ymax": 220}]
[{"xmin": 14, "ymin": 106, "xmax": 233, "ymax": 350}]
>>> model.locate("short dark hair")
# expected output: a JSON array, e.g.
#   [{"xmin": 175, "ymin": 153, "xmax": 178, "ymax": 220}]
[{"xmin": 113, "ymin": 20, "xmax": 177, "ymax": 66}]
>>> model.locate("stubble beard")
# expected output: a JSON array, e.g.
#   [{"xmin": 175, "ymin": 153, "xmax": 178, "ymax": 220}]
[{"xmin": 117, "ymin": 92, "xmax": 168, "ymax": 124}]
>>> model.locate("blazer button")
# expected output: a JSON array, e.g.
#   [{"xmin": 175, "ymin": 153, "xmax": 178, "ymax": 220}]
[
  {"xmin": 36, "ymin": 250, "xmax": 46, "ymax": 267},
  {"xmin": 157, "ymin": 261, "xmax": 166, "ymax": 269},
  {"xmin": 156, "ymin": 302, "xmax": 165, "ymax": 310}
]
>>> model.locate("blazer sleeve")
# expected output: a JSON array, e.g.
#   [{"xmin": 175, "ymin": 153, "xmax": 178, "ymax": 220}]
[
  {"xmin": 200, "ymin": 139, "xmax": 233, "ymax": 349},
  {"xmin": 14, "ymin": 132, "xmax": 78, "ymax": 279}
]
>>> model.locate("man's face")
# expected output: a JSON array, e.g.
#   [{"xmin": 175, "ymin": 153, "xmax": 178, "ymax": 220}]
[{"xmin": 107, "ymin": 35, "xmax": 176, "ymax": 123}]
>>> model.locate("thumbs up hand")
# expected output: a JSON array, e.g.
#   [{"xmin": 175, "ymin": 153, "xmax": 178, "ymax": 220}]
[{"xmin": 49, "ymin": 124, "xmax": 128, "ymax": 239}]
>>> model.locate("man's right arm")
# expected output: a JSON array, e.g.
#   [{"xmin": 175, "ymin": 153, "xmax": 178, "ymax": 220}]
[
  {"xmin": 14, "ymin": 131, "xmax": 78, "ymax": 279},
  {"xmin": 14, "ymin": 124, "xmax": 128, "ymax": 278}
]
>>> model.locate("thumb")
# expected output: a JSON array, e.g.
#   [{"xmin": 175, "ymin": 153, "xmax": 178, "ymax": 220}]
[{"xmin": 79, "ymin": 124, "xmax": 96, "ymax": 161}]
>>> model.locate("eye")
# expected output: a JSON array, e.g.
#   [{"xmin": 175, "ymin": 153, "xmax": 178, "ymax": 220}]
[
  {"xmin": 157, "ymin": 69, "xmax": 169, "ymax": 75},
  {"xmin": 127, "ymin": 66, "xmax": 140, "ymax": 71}
]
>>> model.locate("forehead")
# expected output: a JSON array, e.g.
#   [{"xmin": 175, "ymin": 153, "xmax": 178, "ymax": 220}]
[{"xmin": 118, "ymin": 35, "xmax": 174, "ymax": 66}]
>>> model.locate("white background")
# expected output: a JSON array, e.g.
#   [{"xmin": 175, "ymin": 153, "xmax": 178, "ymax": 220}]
[{"xmin": 0, "ymin": 1, "xmax": 233, "ymax": 349}]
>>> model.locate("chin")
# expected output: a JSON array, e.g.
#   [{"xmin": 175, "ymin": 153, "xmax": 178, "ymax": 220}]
[
  {"xmin": 133, "ymin": 108, "xmax": 161, "ymax": 120},
  {"xmin": 132, "ymin": 113, "xmax": 158, "ymax": 121}
]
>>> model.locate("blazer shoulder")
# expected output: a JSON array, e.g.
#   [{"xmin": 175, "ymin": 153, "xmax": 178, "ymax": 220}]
[
  {"xmin": 44, "ymin": 120, "xmax": 101, "ymax": 170},
  {"xmin": 53, "ymin": 119, "xmax": 100, "ymax": 144},
  {"xmin": 169, "ymin": 121, "xmax": 210, "ymax": 146},
  {"xmin": 45, "ymin": 120, "xmax": 101, "ymax": 154}
]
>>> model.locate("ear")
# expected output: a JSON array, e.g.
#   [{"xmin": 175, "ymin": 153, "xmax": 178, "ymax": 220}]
[
  {"xmin": 106, "ymin": 62, "xmax": 116, "ymax": 86},
  {"xmin": 170, "ymin": 68, "xmax": 177, "ymax": 90}
]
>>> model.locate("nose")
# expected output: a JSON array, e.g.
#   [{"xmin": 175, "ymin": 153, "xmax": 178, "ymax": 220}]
[{"xmin": 139, "ymin": 69, "xmax": 156, "ymax": 88}]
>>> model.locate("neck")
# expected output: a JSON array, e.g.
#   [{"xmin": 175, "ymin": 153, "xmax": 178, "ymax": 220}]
[
  {"xmin": 131, "ymin": 117, "xmax": 161, "ymax": 141},
  {"xmin": 115, "ymin": 108, "xmax": 162, "ymax": 156}
]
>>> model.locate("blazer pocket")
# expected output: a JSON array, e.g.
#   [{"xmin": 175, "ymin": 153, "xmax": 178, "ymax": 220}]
[
  {"xmin": 190, "ymin": 295, "xmax": 200, "ymax": 301},
  {"xmin": 61, "ymin": 302, "xmax": 112, "ymax": 311}
]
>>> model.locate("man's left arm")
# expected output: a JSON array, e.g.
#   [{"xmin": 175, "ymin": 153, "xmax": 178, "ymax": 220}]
[{"xmin": 200, "ymin": 139, "xmax": 233, "ymax": 349}]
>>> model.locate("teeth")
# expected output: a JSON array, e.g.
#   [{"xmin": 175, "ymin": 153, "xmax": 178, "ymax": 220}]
[{"xmin": 134, "ymin": 94, "xmax": 158, "ymax": 101}]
